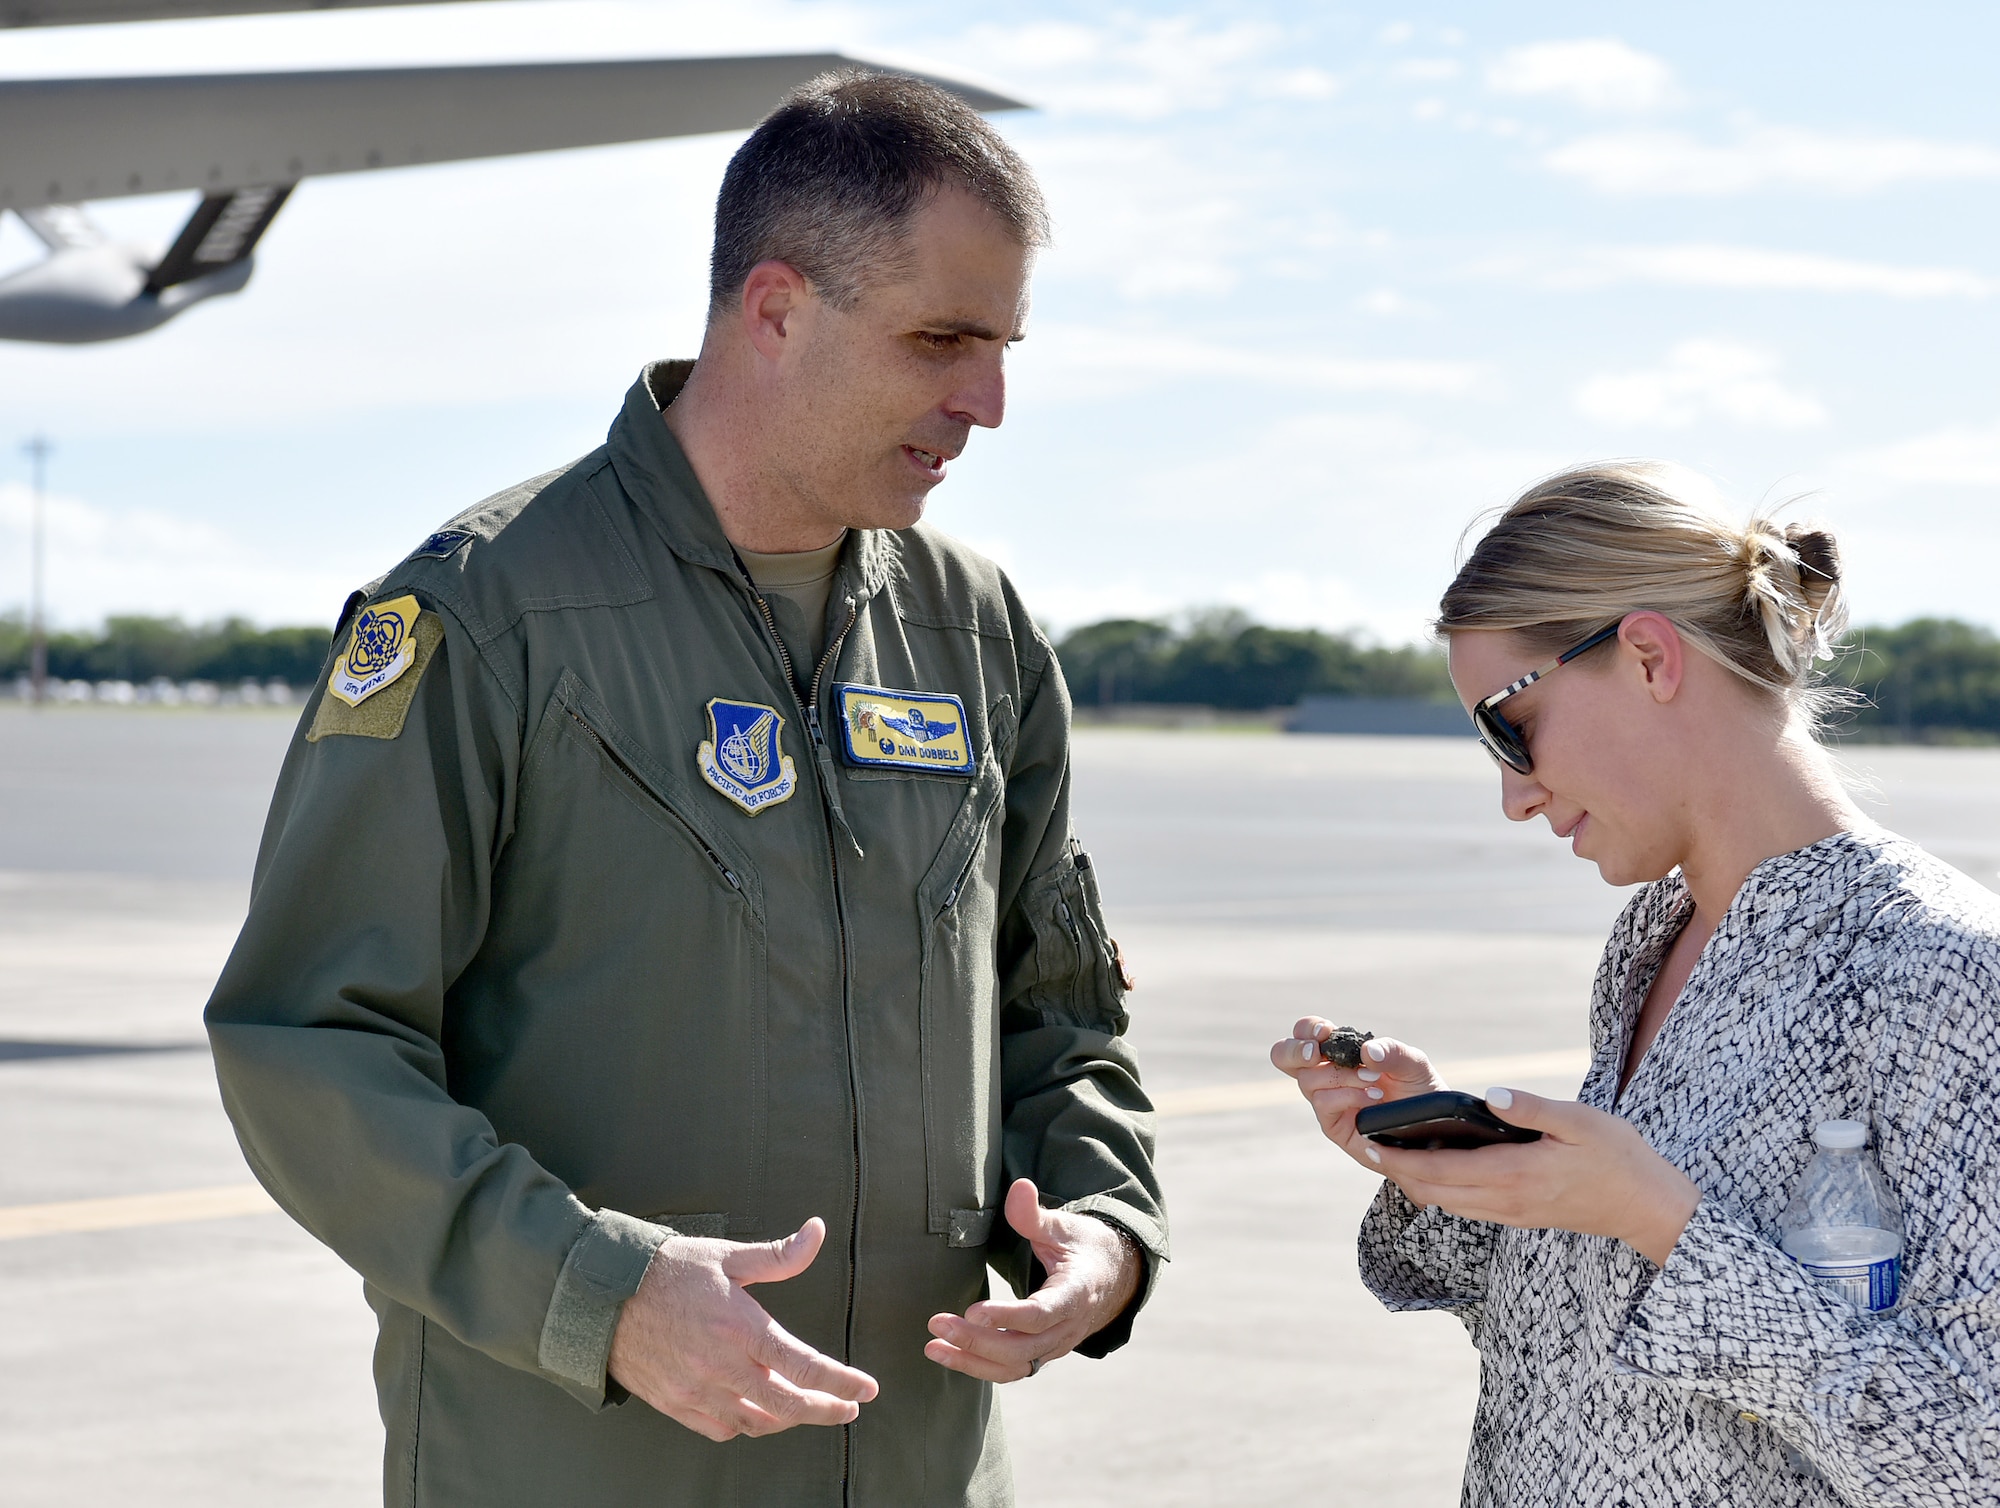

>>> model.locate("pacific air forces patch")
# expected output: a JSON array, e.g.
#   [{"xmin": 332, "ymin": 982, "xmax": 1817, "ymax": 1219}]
[
  {"xmin": 697, "ymin": 698, "xmax": 798, "ymax": 814},
  {"xmin": 835, "ymin": 683, "xmax": 974, "ymax": 775}
]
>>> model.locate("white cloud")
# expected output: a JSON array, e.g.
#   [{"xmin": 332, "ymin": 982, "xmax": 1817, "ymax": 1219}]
[
  {"xmin": 1574, "ymin": 339, "xmax": 1827, "ymax": 429},
  {"xmin": 1486, "ymin": 39, "xmax": 1679, "ymax": 113},
  {"xmin": 1393, "ymin": 58, "xmax": 1463, "ymax": 83},
  {"xmin": 1020, "ymin": 324, "xmax": 1483, "ymax": 401},
  {"xmin": 0, "ymin": 481, "xmax": 352, "ymax": 628},
  {"xmin": 951, "ymin": 15, "xmax": 1281, "ymax": 121},
  {"xmin": 1841, "ymin": 421, "xmax": 2000, "ymax": 486},
  {"xmin": 1537, "ymin": 243, "xmax": 1995, "ymax": 298},
  {"xmin": 1547, "ymin": 124, "xmax": 2000, "ymax": 195}
]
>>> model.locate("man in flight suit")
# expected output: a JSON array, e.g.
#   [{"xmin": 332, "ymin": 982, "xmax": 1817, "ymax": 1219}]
[{"xmin": 205, "ymin": 70, "xmax": 1166, "ymax": 1507}]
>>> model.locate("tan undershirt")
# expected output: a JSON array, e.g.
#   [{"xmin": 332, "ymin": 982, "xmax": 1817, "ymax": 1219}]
[{"xmin": 737, "ymin": 533, "xmax": 847, "ymax": 681}]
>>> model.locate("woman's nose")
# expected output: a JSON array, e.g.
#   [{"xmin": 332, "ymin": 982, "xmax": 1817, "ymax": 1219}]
[{"xmin": 1499, "ymin": 766, "xmax": 1548, "ymax": 823}]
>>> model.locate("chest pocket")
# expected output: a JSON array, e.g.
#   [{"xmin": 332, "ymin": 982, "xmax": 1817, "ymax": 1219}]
[
  {"xmin": 478, "ymin": 669, "xmax": 770, "ymax": 1236},
  {"xmin": 916, "ymin": 714, "xmax": 1012, "ymax": 1247}
]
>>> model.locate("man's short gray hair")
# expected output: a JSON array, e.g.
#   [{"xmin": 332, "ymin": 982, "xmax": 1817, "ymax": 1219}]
[{"xmin": 708, "ymin": 70, "xmax": 1050, "ymax": 319}]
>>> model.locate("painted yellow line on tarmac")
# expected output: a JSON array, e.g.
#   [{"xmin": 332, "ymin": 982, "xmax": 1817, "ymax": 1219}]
[
  {"xmin": 1153, "ymin": 1047, "xmax": 1593, "ymax": 1118},
  {"xmin": 0, "ymin": 1182, "xmax": 278, "ymax": 1241},
  {"xmin": 0, "ymin": 1047, "xmax": 1593, "ymax": 1237}
]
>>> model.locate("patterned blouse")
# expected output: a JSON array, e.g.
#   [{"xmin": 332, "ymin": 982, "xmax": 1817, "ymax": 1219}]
[{"xmin": 1358, "ymin": 830, "xmax": 2000, "ymax": 1506}]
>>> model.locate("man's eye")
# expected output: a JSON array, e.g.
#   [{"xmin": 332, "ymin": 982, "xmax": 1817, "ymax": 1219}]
[{"xmin": 917, "ymin": 331, "xmax": 961, "ymax": 349}]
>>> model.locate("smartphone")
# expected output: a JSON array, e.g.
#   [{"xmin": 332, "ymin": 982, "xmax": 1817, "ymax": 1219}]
[{"xmin": 1355, "ymin": 1090, "xmax": 1543, "ymax": 1150}]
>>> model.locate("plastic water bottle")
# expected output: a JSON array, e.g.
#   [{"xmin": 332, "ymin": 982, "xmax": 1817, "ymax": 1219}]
[
  {"xmin": 1780, "ymin": 1119, "xmax": 1903, "ymax": 1313},
  {"xmin": 1774, "ymin": 1119, "xmax": 1903, "ymax": 1480}
]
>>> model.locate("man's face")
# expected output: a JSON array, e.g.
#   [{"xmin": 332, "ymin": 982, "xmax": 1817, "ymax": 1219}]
[{"xmin": 775, "ymin": 188, "xmax": 1033, "ymax": 532}]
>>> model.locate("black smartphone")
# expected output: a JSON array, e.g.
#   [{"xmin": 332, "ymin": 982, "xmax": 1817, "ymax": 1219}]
[{"xmin": 1355, "ymin": 1090, "xmax": 1543, "ymax": 1150}]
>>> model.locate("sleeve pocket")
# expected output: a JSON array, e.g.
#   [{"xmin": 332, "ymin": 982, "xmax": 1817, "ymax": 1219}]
[{"xmin": 1021, "ymin": 840, "xmax": 1130, "ymax": 1035}]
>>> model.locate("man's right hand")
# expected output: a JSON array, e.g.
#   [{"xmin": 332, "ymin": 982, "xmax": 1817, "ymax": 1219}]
[
  {"xmin": 607, "ymin": 1216, "xmax": 878, "ymax": 1442},
  {"xmin": 1269, "ymin": 1017, "xmax": 1449, "ymax": 1170}
]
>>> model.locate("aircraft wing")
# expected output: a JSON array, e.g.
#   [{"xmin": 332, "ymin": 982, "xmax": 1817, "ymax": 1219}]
[
  {"xmin": 0, "ymin": 54, "xmax": 1027, "ymax": 210},
  {"xmin": 1, "ymin": 1, "xmax": 477, "ymax": 25}
]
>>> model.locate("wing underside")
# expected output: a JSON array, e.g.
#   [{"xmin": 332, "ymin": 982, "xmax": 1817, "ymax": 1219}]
[
  {"xmin": 0, "ymin": 55, "xmax": 1025, "ymax": 211},
  {"xmin": 0, "ymin": 1, "xmax": 478, "ymax": 25}
]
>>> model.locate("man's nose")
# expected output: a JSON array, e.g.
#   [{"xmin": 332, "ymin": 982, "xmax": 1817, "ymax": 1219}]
[
  {"xmin": 948, "ymin": 350, "xmax": 1007, "ymax": 430},
  {"xmin": 1498, "ymin": 765, "xmax": 1548, "ymax": 823}
]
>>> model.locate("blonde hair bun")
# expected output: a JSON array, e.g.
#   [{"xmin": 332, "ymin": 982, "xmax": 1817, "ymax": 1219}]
[{"xmin": 1439, "ymin": 463, "xmax": 1847, "ymax": 722}]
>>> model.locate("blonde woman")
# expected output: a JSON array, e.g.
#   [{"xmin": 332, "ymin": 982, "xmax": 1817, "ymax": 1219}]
[{"xmin": 1272, "ymin": 465, "xmax": 2000, "ymax": 1505}]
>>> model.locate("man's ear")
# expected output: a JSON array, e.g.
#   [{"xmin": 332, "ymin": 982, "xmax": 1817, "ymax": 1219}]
[
  {"xmin": 739, "ymin": 260, "xmax": 812, "ymax": 364},
  {"xmin": 1619, "ymin": 611, "xmax": 1685, "ymax": 703}
]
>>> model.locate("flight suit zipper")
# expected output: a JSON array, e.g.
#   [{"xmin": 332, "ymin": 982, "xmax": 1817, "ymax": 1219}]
[
  {"xmin": 744, "ymin": 582, "xmax": 866, "ymax": 1504},
  {"xmin": 562, "ymin": 708, "xmax": 744, "ymax": 893}
]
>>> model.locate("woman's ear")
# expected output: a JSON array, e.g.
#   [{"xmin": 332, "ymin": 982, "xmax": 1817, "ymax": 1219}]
[{"xmin": 1618, "ymin": 611, "xmax": 1686, "ymax": 704}]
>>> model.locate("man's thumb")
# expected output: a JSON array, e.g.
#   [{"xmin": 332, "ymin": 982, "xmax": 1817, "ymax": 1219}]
[
  {"xmin": 1003, "ymin": 1178, "xmax": 1050, "ymax": 1242},
  {"xmin": 728, "ymin": 1216, "xmax": 825, "ymax": 1287}
]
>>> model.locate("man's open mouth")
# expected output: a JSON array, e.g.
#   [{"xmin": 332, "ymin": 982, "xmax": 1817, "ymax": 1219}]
[{"xmin": 903, "ymin": 445, "xmax": 947, "ymax": 477}]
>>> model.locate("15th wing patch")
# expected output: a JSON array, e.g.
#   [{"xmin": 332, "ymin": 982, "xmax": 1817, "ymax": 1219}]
[
  {"xmin": 835, "ymin": 683, "xmax": 974, "ymax": 774},
  {"xmin": 307, "ymin": 594, "xmax": 442, "ymax": 742}
]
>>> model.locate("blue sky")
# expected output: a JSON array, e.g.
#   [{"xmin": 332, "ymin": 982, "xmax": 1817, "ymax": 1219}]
[{"xmin": 3, "ymin": 0, "xmax": 2000, "ymax": 641}]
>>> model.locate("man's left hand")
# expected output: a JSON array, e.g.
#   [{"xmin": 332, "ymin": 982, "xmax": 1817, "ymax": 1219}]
[{"xmin": 924, "ymin": 1178, "xmax": 1141, "ymax": 1382}]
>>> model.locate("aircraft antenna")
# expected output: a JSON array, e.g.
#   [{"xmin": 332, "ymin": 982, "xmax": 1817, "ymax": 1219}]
[{"xmin": 21, "ymin": 434, "xmax": 51, "ymax": 706}]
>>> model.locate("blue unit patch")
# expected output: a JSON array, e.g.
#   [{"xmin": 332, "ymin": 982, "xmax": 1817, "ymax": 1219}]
[
  {"xmin": 835, "ymin": 683, "xmax": 975, "ymax": 775},
  {"xmin": 408, "ymin": 528, "xmax": 473, "ymax": 562},
  {"xmin": 696, "ymin": 698, "xmax": 798, "ymax": 814}
]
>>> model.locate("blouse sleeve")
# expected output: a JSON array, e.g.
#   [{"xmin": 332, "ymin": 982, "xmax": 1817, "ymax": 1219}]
[
  {"xmin": 1613, "ymin": 921, "xmax": 2000, "ymax": 1503},
  {"xmin": 1358, "ymin": 1179, "xmax": 1501, "ymax": 1339}
]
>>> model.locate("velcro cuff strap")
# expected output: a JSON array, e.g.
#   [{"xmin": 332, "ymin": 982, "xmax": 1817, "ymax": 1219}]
[{"xmin": 537, "ymin": 1208, "xmax": 670, "ymax": 1398}]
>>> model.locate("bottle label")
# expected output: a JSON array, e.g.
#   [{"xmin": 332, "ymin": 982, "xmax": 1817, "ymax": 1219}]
[{"xmin": 1797, "ymin": 1254, "xmax": 1899, "ymax": 1311}]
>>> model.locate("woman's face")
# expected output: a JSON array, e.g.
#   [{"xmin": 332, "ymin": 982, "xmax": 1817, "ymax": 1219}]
[{"xmin": 1448, "ymin": 626, "xmax": 1691, "ymax": 889}]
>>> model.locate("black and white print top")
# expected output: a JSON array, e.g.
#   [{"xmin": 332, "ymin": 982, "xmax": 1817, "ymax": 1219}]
[{"xmin": 1358, "ymin": 830, "xmax": 2000, "ymax": 1506}]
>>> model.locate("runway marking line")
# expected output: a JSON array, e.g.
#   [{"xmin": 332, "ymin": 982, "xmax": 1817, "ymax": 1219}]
[
  {"xmin": 0, "ymin": 1047, "xmax": 1591, "ymax": 1239},
  {"xmin": 0, "ymin": 1183, "xmax": 278, "ymax": 1241},
  {"xmin": 1152, "ymin": 1047, "xmax": 1593, "ymax": 1119}
]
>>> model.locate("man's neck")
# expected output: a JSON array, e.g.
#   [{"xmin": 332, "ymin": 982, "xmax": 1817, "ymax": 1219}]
[{"xmin": 662, "ymin": 355, "xmax": 845, "ymax": 555}]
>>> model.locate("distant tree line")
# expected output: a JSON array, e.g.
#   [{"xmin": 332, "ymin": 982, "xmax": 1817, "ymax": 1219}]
[
  {"xmin": 1054, "ymin": 609, "xmax": 1454, "ymax": 711},
  {"xmin": 1836, "ymin": 618, "xmax": 2000, "ymax": 739},
  {"xmin": 1054, "ymin": 609, "xmax": 2000, "ymax": 738},
  {"xmin": 0, "ymin": 613, "xmax": 332, "ymax": 686}
]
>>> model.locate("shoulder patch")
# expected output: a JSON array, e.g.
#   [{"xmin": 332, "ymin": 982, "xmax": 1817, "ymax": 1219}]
[
  {"xmin": 307, "ymin": 599, "xmax": 443, "ymax": 742},
  {"xmin": 407, "ymin": 528, "xmax": 473, "ymax": 562},
  {"xmin": 835, "ymin": 683, "xmax": 974, "ymax": 775}
]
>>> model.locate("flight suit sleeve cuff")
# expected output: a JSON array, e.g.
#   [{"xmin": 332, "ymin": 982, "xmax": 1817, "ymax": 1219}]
[
  {"xmin": 1069, "ymin": 1199, "xmax": 1167, "ymax": 1360},
  {"xmin": 536, "ymin": 1208, "xmax": 672, "ymax": 1411}
]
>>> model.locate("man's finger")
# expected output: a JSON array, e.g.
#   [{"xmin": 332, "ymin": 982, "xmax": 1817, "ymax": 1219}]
[
  {"xmin": 746, "ymin": 1323, "xmax": 880, "ymax": 1403},
  {"xmin": 924, "ymin": 1336, "xmax": 1032, "ymax": 1384},
  {"xmin": 721, "ymin": 1218, "xmax": 826, "ymax": 1287},
  {"xmin": 732, "ymin": 1368, "xmax": 866, "ymax": 1429},
  {"xmin": 958, "ymin": 1289, "xmax": 1066, "ymax": 1335},
  {"xmin": 928, "ymin": 1311, "xmax": 1053, "ymax": 1365}
]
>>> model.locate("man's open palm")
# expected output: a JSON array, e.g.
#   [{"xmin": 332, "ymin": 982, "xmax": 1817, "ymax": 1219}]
[{"xmin": 923, "ymin": 1178, "xmax": 1140, "ymax": 1383}]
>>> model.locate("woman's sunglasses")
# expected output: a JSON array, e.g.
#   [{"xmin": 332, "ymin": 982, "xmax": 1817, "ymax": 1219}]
[{"xmin": 1470, "ymin": 623, "xmax": 1623, "ymax": 775}]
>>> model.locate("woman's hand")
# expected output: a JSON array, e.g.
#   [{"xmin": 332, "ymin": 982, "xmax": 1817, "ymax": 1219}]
[
  {"xmin": 1365, "ymin": 1086, "xmax": 1701, "ymax": 1266},
  {"xmin": 1269, "ymin": 1017, "xmax": 1449, "ymax": 1172}
]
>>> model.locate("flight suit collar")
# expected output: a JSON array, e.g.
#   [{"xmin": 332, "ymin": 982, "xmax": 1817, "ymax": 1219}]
[{"xmin": 609, "ymin": 360, "xmax": 893, "ymax": 604}]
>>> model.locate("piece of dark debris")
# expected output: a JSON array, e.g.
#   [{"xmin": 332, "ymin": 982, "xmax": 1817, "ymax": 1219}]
[{"xmin": 1318, "ymin": 1026, "xmax": 1375, "ymax": 1068}]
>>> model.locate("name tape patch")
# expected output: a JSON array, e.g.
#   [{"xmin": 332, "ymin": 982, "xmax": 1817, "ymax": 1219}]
[
  {"xmin": 835, "ymin": 683, "xmax": 974, "ymax": 775},
  {"xmin": 697, "ymin": 698, "xmax": 798, "ymax": 814},
  {"xmin": 329, "ymin": 594, "xmax": 422, "ymax": 707}
]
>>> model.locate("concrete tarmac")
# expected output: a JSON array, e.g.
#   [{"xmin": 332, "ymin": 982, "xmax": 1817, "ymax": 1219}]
[{"xmin": 3, "ymin": 704, "xmax": 1995, "ymax": 1505}]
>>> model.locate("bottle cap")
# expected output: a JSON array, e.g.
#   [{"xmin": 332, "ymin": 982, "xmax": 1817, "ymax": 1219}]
[{"xmin": 1813, "ymin": 1119, "xmax": 1868, "ymax": 1149}]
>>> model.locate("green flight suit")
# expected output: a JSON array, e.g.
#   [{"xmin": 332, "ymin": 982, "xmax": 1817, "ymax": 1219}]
[{"xmin": 204, "ymin": 361, "xmax": 1166, "ymax": 1508}]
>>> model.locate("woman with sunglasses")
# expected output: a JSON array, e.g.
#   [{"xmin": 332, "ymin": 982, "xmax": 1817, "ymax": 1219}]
[{"xmin": 1271, "ymin": 464, "xmax": 2000, "ymax": 1505}]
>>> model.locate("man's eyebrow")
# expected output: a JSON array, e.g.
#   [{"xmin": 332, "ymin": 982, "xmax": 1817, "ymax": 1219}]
[{"xmin": 920, "ymin": 317, "xmax": 1025, "ymax": 342}]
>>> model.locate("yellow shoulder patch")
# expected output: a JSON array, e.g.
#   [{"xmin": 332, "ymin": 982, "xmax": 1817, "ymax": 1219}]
[{"xmin": 307, "ymin": 600, "xmax": 443, "ymax": 742}]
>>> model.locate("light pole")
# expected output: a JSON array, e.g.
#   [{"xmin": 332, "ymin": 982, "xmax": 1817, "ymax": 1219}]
[{"xmin": 22, "ymin": 435, "xmax": 51, "ymax": 706}]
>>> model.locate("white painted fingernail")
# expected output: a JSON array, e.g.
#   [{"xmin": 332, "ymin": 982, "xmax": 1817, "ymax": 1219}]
[
  {"xmin": 1363, "ymin": 1144, "xmax": 1382, "ymax": 1164},
  {"xmin": 1356, "ymin": 1068, "xmax": 1381, "ymax": 1082},
  {"xmin": 1366, "ymin": 1041, "xmax": 1388, "ymax": 1063},
  {"xmin": 1301, "ymin": 1040, "xmax": 1315, "ymax": 1062},
  {"xmin": 1365, "ymin": 1087, "xmax": 1384, "ymax": 1100},
  {"xmin": 1486, "ymin": 1086, "xmax": 1514, "ymax": 1110}
]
